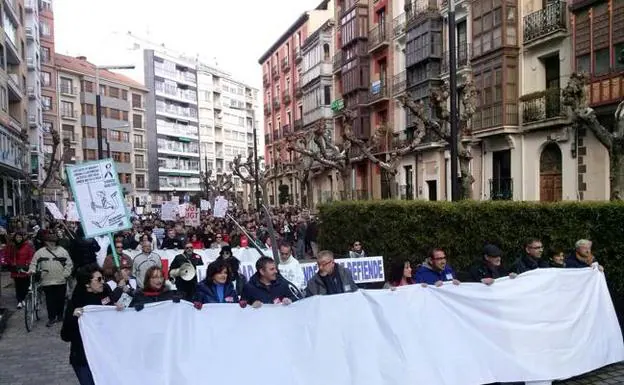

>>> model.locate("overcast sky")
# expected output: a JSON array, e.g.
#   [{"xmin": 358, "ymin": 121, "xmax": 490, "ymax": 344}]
[{"xmin": 53, "ymin": 0, "xmax": 322, "ymax": 89}]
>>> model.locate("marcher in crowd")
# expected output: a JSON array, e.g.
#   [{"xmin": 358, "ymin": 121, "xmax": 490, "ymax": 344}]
[
  {"xmin": 210, "ymin": 233, "xmax": 229, "ymax": 249},
  {"xmin": 277, "ymin": 242, "xmax": 305, "ymax": 291},
  {"xmin": 306, "ymin": 250, "xmax": 358, "ymax": 296},
  {"xmin": 61, "ymin": 264, "xmax": 122, "ymax": 385},
  {"xmin": 69, "ymin": 226, "xmax": 100, "ymax": 275},
  {"xmin": 29, "ymin": 232, "xmax": 73, "ymax": 327},
  {"xmin": 549, "ymin": 247, "xmax": 566, "ymax": 268},
  {"xmin": 160, "ymin": 229, "xmax": 184, "ymax": 250},
  {"xmin": 105, "ymin": 255, "xmax": 137, "ymax": 304},
  {"xmin": 130, "ymin": 266, "xmax": 183, "ymax": 311},
  {"xmin": 215, "ymin": 245, "xmax": 247, "ymax": 295},
  {"xmin": 241, "ymin": 256, "xmax": 301, "ymax": 307},
  {"xmin": 101, "ymin": 242, "xmax": 132, "ymax": 281},
  {"xmin": 467, "ymin": 244, "xmax": 516, "ymax": 285},
  {"xmin": 414, "ymin": 248, "xmax": 460, "ymax": 286},
  {"xmin": 194, "ymin": 259, "xmax": 238, "ymax": 305},
  {"xmin": 383, "ymin": 260, "xmax": 414, "ymax": 289},
  {"xmin": 510, "ymin": 238, "xmax": 549, "ymax": 274},
  {"xmin": 132, "ymin": 240, "xmax": 162, "ymax": 289},
  {"xmin": 7, "ymin": 231, "xmax": 35, "ymax": 309},
  {"xmin": 349, "ymin": 241, "xmax": 367, "ymax": 258},
  {"xmin": 566, "ymin": 239, "xmax": 604, "ymax": 271},
  {"xmin": 169, "ymin": 242, "xmax": 204, "ymax": 300}
]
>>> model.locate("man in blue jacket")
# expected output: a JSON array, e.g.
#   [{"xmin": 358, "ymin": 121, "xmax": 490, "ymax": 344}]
[
  {"xmin": 414, "ymin": 248, "xmax": 461, "ymax": 287},
  {"xmin": 242, "ymin": 256, "xmax": 302, "ymax": 308}
]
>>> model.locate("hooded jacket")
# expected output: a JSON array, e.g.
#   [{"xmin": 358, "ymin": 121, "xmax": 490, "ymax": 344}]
[
  {"xmin": 241, "ymin": 273, "xmax": 301, "ymax": 304},
  {"xmin": 278, "ymin": 254, "xmax": 305, "ymax": 291},
  {"xmin": 413, "ymin": 260, "xmax": 456, "ymax": 285}
]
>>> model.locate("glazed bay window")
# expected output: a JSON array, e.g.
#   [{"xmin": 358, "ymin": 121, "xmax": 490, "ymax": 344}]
[{"xmin": 472, "ymin": 0, "xmax": 514, "ymax": 58}]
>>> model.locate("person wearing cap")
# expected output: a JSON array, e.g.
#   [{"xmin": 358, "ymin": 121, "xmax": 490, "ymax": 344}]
[
  {"xmin": 467, "ymin": 244, "xmax": 517, "ymax": 285},
  {"xmin": 413, "ymin": 248, "xmax": 460, "ymax": 287},
  {"xmin": 216, "ymin": 245, "xmax": 247, "ymax": 296},
  {"xmin": 169, "ymin": 242, "xmax": 204, "ymax": 301},
  {"xmin": 102, "ymin": 242, "xmax": 132, "ymax": 281},
  {"xmin": 29, "ymin": 231, "xmax": 73, "ymax": 327}
]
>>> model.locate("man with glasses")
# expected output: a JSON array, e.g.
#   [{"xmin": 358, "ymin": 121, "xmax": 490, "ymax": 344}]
[
  {"xmin": 305, "ymin": 250, "xmax": 358, "ymax": 296},
  {"xmin": 169, "ymin": 242, "xmax": 204, "ymax": 301},
  {"xmin": 414, "ymin": 248, "xmax": 461, "ymax": 286},
  {"xmin": 510, "ymin": 238, "xmax": 549, "ymax": 275}
]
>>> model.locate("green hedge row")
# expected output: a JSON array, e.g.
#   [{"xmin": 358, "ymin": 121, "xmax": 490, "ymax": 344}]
[{"xmin": 318, "ymin": 200, "xmax": 624, "ymax": 294}]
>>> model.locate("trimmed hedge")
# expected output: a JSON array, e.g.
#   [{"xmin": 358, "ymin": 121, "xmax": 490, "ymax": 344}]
[{"xmin": 318, "ymin": 200, "xmax": 624, "ymax": 294}]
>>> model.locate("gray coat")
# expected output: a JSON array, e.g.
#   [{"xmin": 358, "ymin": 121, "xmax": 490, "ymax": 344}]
[{"xmin": 305, "ymin": 264, "xmax": 358, "ymax": 297}]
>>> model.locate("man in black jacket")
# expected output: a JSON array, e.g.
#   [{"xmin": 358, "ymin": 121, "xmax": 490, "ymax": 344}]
[
  {"xmin": 241, "ymin": 257, "xmax": 300, "ymax": 308},
  {"xmin": 510, "ymin": 238, "xmax": 549, "ymax": 275},
  {"xmin": 306, "ymin": 250, "xmax": 358, "ymax": 296},
  {"xmin": 468, "ymin": 244, "xmax": 516, "ymax": 285}
]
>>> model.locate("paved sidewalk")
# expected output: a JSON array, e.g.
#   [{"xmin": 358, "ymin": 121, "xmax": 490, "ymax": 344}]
[{"xmin": 0, "ymin": 271, "xmax": 623, "ymax": 384}]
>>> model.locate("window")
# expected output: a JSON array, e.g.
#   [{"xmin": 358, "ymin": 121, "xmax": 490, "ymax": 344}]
[
  {"xmin": 135, "ymin": 174, "xmax": 145, "ymax": 189},
  {"xmin": 109, "ymin": 108, "xmax": 121, "ymax": 120},
  {"xmin": 43, "ymin": 121, "xmax": 53, "ymax": 133},
  {"xmin": 109, "ymin": 130, "xmax": 129, "ymax": 142},
  {"xmin": 83, "ymin": 126, "xmax": 96, "ymax": 138},
  {"xmin": 593, "ymin": 48, "xmax": 610, "ymax": 75},
  {"xmin": 39, "ymin": 21, "xmax": 51, "ymax": 37},
  {"xmin": 42, "ymin": 96, "xmax": 52, "ymax": 111},
  {"xmin": 82, "ymin": 103, "xmax": 95, "ymax": 116},
  {"xmin": 0, "ymin": 86, "xmax": 6, "ymax": 111},
  {"xmin": 134, "ymin": 134, "xmax": 143, "ymax": 148},
  {"xmin": 135, "ymin": 154, "xmax": 145, "ymax": 168},
  {"xmin": 41, "ymin": 72, "xmax": 51, "ymax": 87},
  {"xmin": 122, "ymin": 111, "xmax": 129, "ymax": 121},
  {"xmin": 82, "ymin": 80, "xmax": 94, "ymax": 93},
  {"xmin": 61, "ymin": 101, "xmax": 74, "ymax": 117},
  {"xmin": 132, "ymin": 93, "xmax": 142, "ymax": 108},
  {"xmin": 60, "ymin": 78, "xmax": 73, "ymax": 94},
  {"xmin": 323, "ymin": 85, "xmax": 331, "ymax": 105},
  {"xmin": 41, "ymin": 47, "xmax": 50, "ymax": 63},
  {"xmin": 121, "ymin": 89, "xmax": 128, "ymax": 100},
  {"xmin": 83, "ymin": 149, "xmax": 97, "ymax": 160},
  {"xmin": 62, "ymin": 125, "xmax": 74, "ymax": 141},
  {"xmin": 615, "ymin": 43, "xmax": 624, "ymax": 71},
  {"xmin": 133, "ymin": 114, "xmax": 142, "ymax": 128},
  {"xmin": 576, "ymin": 54, "xmax": 591, "ymax": 73},
  {"xmin": 109, "ymin": 87, "xmax": 120, "ymax": 99}
]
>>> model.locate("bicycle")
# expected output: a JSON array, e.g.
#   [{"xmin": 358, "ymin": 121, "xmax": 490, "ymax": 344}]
[{"xmin": 23, "ymin": 267, "xmax": 47, "ymax": 332}]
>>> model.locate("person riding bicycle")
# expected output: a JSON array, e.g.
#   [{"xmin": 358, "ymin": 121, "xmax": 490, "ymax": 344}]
[{"xmin": 28, "ymin": 231, "xmax": 73, "ymax": 327}]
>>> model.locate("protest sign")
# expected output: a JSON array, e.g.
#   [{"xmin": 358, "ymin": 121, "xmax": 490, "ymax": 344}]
[
  {"xmin": 65, "ymin": 201, "xmax": 80, "ymax": 222},
  {"xmin": 44, "ymin": 202, "xmax": 64, "ymax": 220},
  {"xmin": 200, "ymin": 199, "xmax": 211, "ymax": 211},
  {"xmin": 184, "ymin": 204, "xmax": 200, "ymax": 227},
  {"xmin": 213, "ymin": 196, "xmax": 228, "ymax": 218},
  {"xmin": 160, "ymin": 201, "xmax": 178, "ymax": 221},
  {"xmin": 80, "ymin": 269, "xmax": 624, "ymax": 385},
  {"xmin": 65, "ymin": 159, "xmax": 131, "ymax": 237}
]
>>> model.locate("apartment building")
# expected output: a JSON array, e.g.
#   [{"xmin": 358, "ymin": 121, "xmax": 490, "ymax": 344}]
[
  {"xmin": 55, "ymin": 54, "xmax": 150, "ymax": 208},
  {"xmin": 25, "ymin": 0, "xmax": 43, "ymax": 192},
  {"xmin": 259, "ymin": 0, "xmax": 334, "ymax": 206},
  {"xmin": 299, "ymin": 19, "xmax": 335, "ymax": 205},
  {"xmin": 196, "ymin": 62, "xmax": 259, "ymax": 205},
  {"xmin": 0, "ymin": 0, "xmax": 29, "ymax": 216}
]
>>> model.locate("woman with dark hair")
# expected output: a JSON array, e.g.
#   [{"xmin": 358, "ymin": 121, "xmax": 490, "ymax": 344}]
[
  {"xmin": 383, "ymin": 260, "xmax": 415, "ymax": 289},
  {"xmin": 193, "ymin": 259, "xmax": 238, "ymax": 305},
  {"xmin": 215, "ymin": 245, "xmax": 247, "ymax": 296},
  {"xmin": 61, "ymin": 264, "xmax": 121, "ymax": 385},
  {"xmin": 6, "ymin": 231, "xmax": 35, "ymax": 309},
  {"xmin": 129, "ymin": 266, "xmax": 182, "ymax": 311}
]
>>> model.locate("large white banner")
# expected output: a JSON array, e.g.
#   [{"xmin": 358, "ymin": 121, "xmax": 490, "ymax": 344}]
[
  {"xmin": 65, "ymin": 159, "xmax": 131, "ymax": 237},
  {"xmin": 80, "ymin": 269, "xmax": 623, "ymax": 385}
]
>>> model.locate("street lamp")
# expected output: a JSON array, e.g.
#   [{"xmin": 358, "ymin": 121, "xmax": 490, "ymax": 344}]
[
  {"xmin": 448, "ymin": 0, "xmax": 460, "ymax": 201},
  {"xmin": 231, "ymin": 105, "xmax": 261, "ymax": 211},
  {"xmin": 95, "ymin": 65, "xmax": 135, "ymax": 160}
]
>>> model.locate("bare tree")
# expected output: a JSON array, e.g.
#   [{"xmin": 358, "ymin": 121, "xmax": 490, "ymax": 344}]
[
  {"xmin": 230, "ymin": 153, "xmax": 273, "ymax": 205},
  {"xmin": 22, "ymin": 129, "xmax": 63, "ymax": 229},
  {"xmin": 199, "ymin": 169, "xmax": 234, "ymax": 203},
  {"xmin": 563, "ymin": 72, "xmax": 624, "ymax": 200},
  {"xmin": 398, "ymin": 72, "xmax": 478, "ymax": 199}
]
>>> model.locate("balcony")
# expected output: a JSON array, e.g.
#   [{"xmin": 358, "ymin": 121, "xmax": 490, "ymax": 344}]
[
  {"xmin": 134, "ymin": 141, "xmax": 145, "ymax": 150},
  {"xmin": 25, "ymin": 27, "xmax": 35, "ymax": 40},
  {"xmin": 265, "ymin": 133, "xmax": 271, "ymax": 143},
  {"xmin": 523, "ymin": 2, "xmax": 567, "ymax": 47},
  {"xmin": 294, "ymin": 46, "xmax": 302, "ymax": 63},
  {"xmin": 392, "ymin": 71, "xmax": 406, "ymax": 97},
  {"xmin": 273, "ymin": 98, "xmax": 281, "ymax": 111},
  {"xmin": 282, "ymin": 124, "xmax": 291, "ymax": 137},
  {"xmin": 271, "ymin": 65, "xmax": 280, "ymax": 80},
  {"xmin": 26, "ymin": 57, "xmax": 36, "ymax": 70},
  {"xmin": 367, "ymin": 81, "xmax": 390, "ymax": 105},
  {"xmin": 60, "ymin": 85, "xmax": 78, "ymax": 96},
  {"xmin": 441, "ymin": 43, "xmax": 471, "ymax": 74},
  {"xmin": 333, "ymin": 52, "xmax": 343, "ymax": 73},
  {"xmin": 490, "ymin": 178, "xmax": 513, "ymax": 200},
  {"xmin": 61, "ymin": 110, "xmax": 78, "ymax": 120},
  {"xmin": 393, "ymin": 13, "xmax": 406, "ymax": 40},
  {"xmin": 7, "ymin": 73, "xmax": 22, "ymax": 98},
  {"xmin": 368, "ymin": 22, "xmax": 390, "ymax": 53},
  {"xmin": 215, "ymin": 118, "xmax": 223, "ymax": 128},
  {"xmin": 520, "ymin": 88, "xmax": 567, "ymax": 127},
  {"xmin": 28, "ymin": 114, "xmax": 37, "ymax": 127},
  {"xmin": 25, "ymin": 0, "xmax": 36, "ymax": 11},
  {"xmin": 294, "ymin": 119, "xmax": 303, "ymax": 132},
  {"xmin": 272, "ymin": 130, "xmax": 280, "ymax": 141},
  {"xmin": 282, "ymin": 91, "xmax": 291, "ymax": 105},
  {"xmin": 27, "ymin": 86, "xmax": 36, "ymax": 99},
  {"xmin": 281, "ymin": 57, "xmax": 290, "ymax": 72},
  {"xmin": 264, "ymin": 104, "xmax": 271, "ymax": 116},
  {"xmin": 263, "ymin": 73, "xmax": 270, "ymax": 87}
]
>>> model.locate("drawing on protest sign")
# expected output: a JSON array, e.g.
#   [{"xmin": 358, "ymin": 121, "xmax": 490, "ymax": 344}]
[
  {"xmin": 65, "ymin": 159, "xmax": 131, "ymax": 237},
  {"xmin": 213, "ymin": 196, "xmax": 228, "ymax": 218},
  {"xmin": 184, "ymin": 204, "xmax": 200, "ymax": 226},
  {"xmin": 160, "ymin": 201, "xmax": 178, "ymax": 221},
  {"xmin": 200, "ymin": 199, "xmax": 211, "ymax": 211},
  {"xmin": 65, "ymin": 201, "xmax": 80, "ymax": 222},
  {"xmin": 44, "ymin": 202, "xmax": 64, "ymax": 220}
]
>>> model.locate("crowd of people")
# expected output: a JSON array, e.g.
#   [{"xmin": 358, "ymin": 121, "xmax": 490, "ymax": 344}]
[{"xmin": 0, "ymin": 207, "xmax": 604, "ymax": 385}]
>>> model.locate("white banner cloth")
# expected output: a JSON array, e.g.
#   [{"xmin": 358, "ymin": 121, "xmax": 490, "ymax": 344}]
[{"xmin": 79, "ymin": 268, "xmax": 624, "ymax": 385}]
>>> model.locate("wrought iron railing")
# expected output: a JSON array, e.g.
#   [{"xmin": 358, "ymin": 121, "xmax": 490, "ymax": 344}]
[
  {"xmin": 368, "ymin": 21, "xmax": 389, "ymax": 51},
  {"xmin": 441, "ymin": 43, "xmax": 471, "ymax": 73},
  {"xmin": 523, "ymin": 1, "xmax": 566, "ymax": 43},
  {"xmin": 520, "ymin": 88, "xmax": 564, "ymax": 124},
  {"xmin": 489, "ymin": 178, "xmax": 513, "ymax": 200}
]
